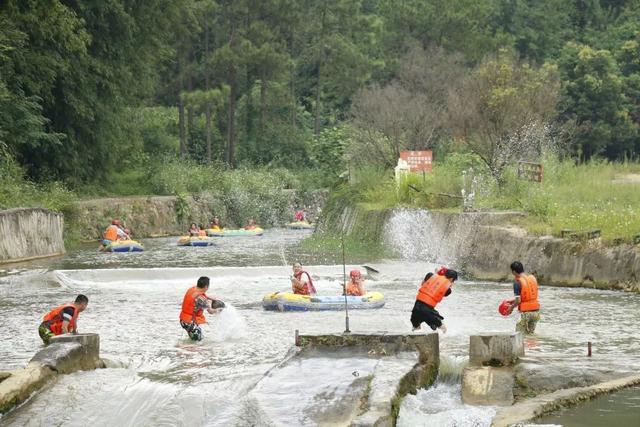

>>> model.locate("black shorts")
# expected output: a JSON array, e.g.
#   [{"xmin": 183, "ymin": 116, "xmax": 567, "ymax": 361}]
[{"xmin": 410, "ymin": 300, "xmax": 444, "ymax": 330}]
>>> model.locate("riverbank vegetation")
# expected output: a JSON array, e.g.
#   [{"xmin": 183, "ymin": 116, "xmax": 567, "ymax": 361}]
[{"xmin": 2, "ymin": 1, "xmax": 640, "ymax": 244}]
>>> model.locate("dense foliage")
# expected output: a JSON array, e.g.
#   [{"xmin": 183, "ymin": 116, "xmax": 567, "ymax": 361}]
[{"xmin": 1, "ymin": 0, "xmax": 640, "ymax": 194}]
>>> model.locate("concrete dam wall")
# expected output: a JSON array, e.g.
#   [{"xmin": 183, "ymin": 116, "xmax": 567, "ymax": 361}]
[
  {"xmin": 0, "ymin": 208, "xmax": 65, "ymax": 264},
  {"xmin": 325, "ymin": 205, "xmax": 640, "ymax": 292}
]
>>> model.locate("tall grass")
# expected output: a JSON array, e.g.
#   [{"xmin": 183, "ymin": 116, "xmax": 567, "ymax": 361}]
[{"xmin": 339, "ymin": 153, "xmax": 640, "ymax": 243}]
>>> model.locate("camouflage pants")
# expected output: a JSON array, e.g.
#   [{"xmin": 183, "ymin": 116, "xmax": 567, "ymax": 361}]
[
  {"xmin": 180, "ymin": 321, "xmax": 203, "ymax": 341},
  {"xmin": 516, "ymin": 311, "xmax": 540, "ymax": 335},
  {"xmin": 38, "ymin": 324, "xmax": 56, "ymax": 345}
]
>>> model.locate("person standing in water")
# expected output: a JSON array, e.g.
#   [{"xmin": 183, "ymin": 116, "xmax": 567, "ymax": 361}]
[
  {"xmin": 291, "ymin": 262, "xmax": 317, "ymax": 295},
  {"xmin": 179, "ymin": 276, "xmax": 225, "ymax": 341},
  {"xmin": 505, "ymin": 261, "xmax": 540, "ymax": 334},
  {"xmin": 410, "ymin": 268, "xmax": 458, "ymax": 333},
  {"xmin": 39, "ymin": 294, "xmax": 89, "ymax": 345}
]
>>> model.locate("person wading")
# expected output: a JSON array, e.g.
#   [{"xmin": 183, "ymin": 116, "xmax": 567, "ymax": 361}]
[
  {"xmin": 410, "ymin": 269, "xmax": 458, "ymax": 333},
  {"xmin": 506, "ymin": 261, "xmax": 540, "ymax": 334},
  {"xmin": 39, "ymin": 294, "xmax": 89, "ymax": 345},
  {"xmin": 179, "ymin": 276, "xmax": 225, "ymax": 341}
]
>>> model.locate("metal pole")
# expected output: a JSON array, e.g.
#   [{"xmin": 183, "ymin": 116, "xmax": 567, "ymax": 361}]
[{"xmin": 341, "ymin": 230, "xmax": 350, "ymax": 333}]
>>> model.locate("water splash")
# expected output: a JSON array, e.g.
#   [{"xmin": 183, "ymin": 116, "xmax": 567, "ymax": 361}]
[
  {"xmin": 384, "ymin": 208, "xmax": 478, "ymax": 266},
  {"xmin": 397, "ymin": 382, "xmax": 496, "ymax": 427},
  {"xmin": 209, "ymin": 303, "xmax": 248, "ymax": 341}
]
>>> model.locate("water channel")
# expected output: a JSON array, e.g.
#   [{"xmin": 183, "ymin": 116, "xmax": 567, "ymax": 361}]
[{"xmin": 1, "ymin": 228, "xmax": 639, "ymax": 426}]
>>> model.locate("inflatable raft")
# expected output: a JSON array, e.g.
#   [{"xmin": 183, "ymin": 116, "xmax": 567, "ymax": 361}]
[
  {"xmin": 177, "ymin": 236, "xmax": 215, "ymax": 247},
  {"xmin": 207, "ymin": 227, "xmax": 264, "ymax": 237},
  {"xmin": 101, "ymin": 239, "xmax": 144, "ymax": 252},
  {"xmin": 262, "ymin": 291, "xmax": 385, "ymax": 312},
  {"xmin": 287, "ymin": 221, "xmax": 314, "ymax": 230}
]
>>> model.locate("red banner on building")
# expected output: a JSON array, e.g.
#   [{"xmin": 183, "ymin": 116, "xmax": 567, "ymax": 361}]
[{"xmin": 400, "ymin": 150, "xmax": 433, "ymax": 172}]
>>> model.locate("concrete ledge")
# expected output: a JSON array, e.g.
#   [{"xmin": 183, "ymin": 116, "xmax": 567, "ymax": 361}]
[
  {"xmin": 30, "ymin": 334, "xmax": 100, "ymax": 374},
  {"xmin": 297, "ymin": 332, "xmax": 438, "ymax": 364},
  {"xmin": 284, "ymin": 332, "xmax": 440, "ymax": 426},
  {"xmin": 462, "ymin": 367, "xmax": 515, "ymax": 406},
  {"xmin": 469, "ymin": 333, "xmax": 524, "ymax": 367},
  {"xmin": 0, "ymin": 333, "xmax": 102, "ymax": 414},
  {"xmin": 491, "ymin": 373, "xmax": 640, "ymax": 427}
]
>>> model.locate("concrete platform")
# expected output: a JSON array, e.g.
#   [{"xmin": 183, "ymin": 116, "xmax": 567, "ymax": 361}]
[
  {"xmin": 247, "ymin": 332, "xmax": 440, "ymax": 426},
  {"xmin": 0, "ymin": 333, "xmax": 103, "ymax": 414},
  {"xmin": 469, "ymin": 332, "xmax": 524, "ymax": 367}
]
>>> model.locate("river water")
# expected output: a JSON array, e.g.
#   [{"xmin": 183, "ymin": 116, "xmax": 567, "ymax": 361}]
[{"xmin": 1, "ymin": 228, "xmax": 640, "ymax": 426}]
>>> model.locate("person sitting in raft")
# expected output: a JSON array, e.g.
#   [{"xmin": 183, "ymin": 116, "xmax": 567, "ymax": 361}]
[
  {"xmin": 291, "ymin": 262, "xmax": 317, "ymax": 295},
  {"xmin": 244, "ymin": 219, "xmax": 258, "ymax": 230},
  {"xmin": 198, "ymin": 224, "xmax": 207, "ymax": 237},
  {"xmin": 345, "ymin": 269, "xmax": 366, "ymax": 296},
  {"xmin": 179, "ymin": 276, "xmax": 225, "ymax": 341},
  {"xmin": 188, "ymin": 223, "xmax": 200, "ymax": 237},
  {"xmin": 410, "ymin": 268, "xmax": 458, "ymax": 334},
  {"xmin": 209, "ymin": 217, "xmax": 222, "ymax": 232},
  {"xmin": 294, "ymin": 209, "xmax": 306, "ymax": 222},
  {"xmin": 102, "ymin": 219, "xmax": 129, "ymax": 246},
  {"xmin": 38, "ymin": 294, "xmax": 89, "ymax": 345}
]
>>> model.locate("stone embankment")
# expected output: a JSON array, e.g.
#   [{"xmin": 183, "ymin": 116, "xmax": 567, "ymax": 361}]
[
  {"xmin": 0, "ymin": 208, "xmax": 65, "ymax": 264},
  {"xmin": 247, "ymin": 332, "xmax": 439, "ymax": 426},
  {"xmin": 491, "ymin": 373, "xmax": 640, "ymax": 427},
  {"xmin": 416, "ymin": 210, "xmax": 640, "ymax": 292},
  {"xmin": 0, "ymin": 333, "xmax": 103, "ymax": 414},
  {"xmin": 323, "ymin": 205, "xmax": 640, "ymax": 292}
]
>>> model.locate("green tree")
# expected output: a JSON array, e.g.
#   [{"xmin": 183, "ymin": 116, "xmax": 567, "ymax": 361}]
[{"xmin": 558, "ymin": 42, "xmax": 638, "ymax": 159}]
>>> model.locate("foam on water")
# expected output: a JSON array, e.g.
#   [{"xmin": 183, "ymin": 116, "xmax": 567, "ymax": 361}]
[{"xmin": 398, "ymin": 382, "xmax": 496, "ymax": 427}]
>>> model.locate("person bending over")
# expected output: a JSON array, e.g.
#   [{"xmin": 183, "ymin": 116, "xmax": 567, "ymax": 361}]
[{"xmin": 410, "ymin": 269, "xmax": 458, "ymax": 333}]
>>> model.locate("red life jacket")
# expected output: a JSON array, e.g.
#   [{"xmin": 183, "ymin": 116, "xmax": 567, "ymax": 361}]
[
  {"xmin": 416, "ymin": 275, "xmax": 451, "ymax": 308},
  {"xmin": 517, "ymin": 274, "xmax": 540, "ymax": 312},
  {"xmin": 346, "ymin": 280, "xmax": 364, "ymax": 296},
  {"xmin": 293, "ymin": 271, "xmax": 316, "ymax": 295},
  {"xmin": 180, "ymin": 286, "xmax": 208, "ymax": 324},
  {"xmin": 42, "ymin": 303, "xmax": 79, "ymax": 335}
]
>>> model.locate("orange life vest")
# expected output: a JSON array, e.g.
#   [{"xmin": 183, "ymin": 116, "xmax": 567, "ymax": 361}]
[
  {"xmin": 346, "ymin": 280, "xmax": 364, "ymax": 296},
  {"xmin": 198, "ymin": 230, "xmax": 207, "ymax": 237},
  {"xmin": 42, "ymin": 303, "xmax": 79, "ymax": 335},
  {"xmin": 517, "ymin": 274, "xmax": 540, "ymax": 312},
  {"xmin": 416, "ymin": 275, "xmax": 451, "ymax": 308},
  {"xmin": 293, "ymin": 271, "xmax": 316, "ymax": 295},
  {"xmin": 103, "ymin": 225, "xmax": 118, "ymax": 241},
  {"xmin": 180, "ymin": 286, "xmax": 208, "ymax": 324}
]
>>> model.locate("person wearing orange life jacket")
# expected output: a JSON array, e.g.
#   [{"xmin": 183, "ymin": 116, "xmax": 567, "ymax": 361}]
[
  {"xmin": 179, "ymin": 276, "xmax": 225, "ymax": 341},
  {"xmin": 198, "ymin": 224, "xmax": 207, "ymax": 237},
  {"xmin": 410, "ymin": 268, "xmax": 458, "ymax": 333},
  {"xmin": 291, "ymin": 262, "xmax": 317, "ymax": 295},
  {"xmin": 38, "ymin": 294, "xmax": 89, "ymax": 345},
  {"xmin": 345, "ymin": 269, "xmax": 366, "ymax": 296},
  {"xmin": 102, "ymin": 219, "xmax": 129, "ymax": 246},
  {"xmin": 506, "ymin": 261, "xmax": 540, "ymax": 334}
]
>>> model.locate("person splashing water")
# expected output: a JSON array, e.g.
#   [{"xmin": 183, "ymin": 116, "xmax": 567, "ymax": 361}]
[{"xmin": 179, "ymin": 276, "xmax": 225, "ymax": 341}]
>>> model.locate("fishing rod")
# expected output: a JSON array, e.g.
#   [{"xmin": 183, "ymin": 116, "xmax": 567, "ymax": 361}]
[{"xmin": 341, "ymin": 229, "xmax": 351, "ymax": 334}]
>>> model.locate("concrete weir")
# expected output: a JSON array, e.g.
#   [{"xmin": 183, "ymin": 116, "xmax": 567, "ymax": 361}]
[
  {"xmin": 248, "ymin": 332, "xmax": 439, "ymax": 426},
  {"xmin": 0, "ymin": 333, "xmax": 103, "ymax": 414},
  {"xmin": 462, "ymin": 332, "xmax": 524, "ymax": 406}
]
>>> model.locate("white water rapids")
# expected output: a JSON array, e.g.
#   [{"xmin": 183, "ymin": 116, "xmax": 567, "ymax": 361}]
[{"xmin": 0, "ymin": 219, "xmax": 639, "ymax": 426}]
